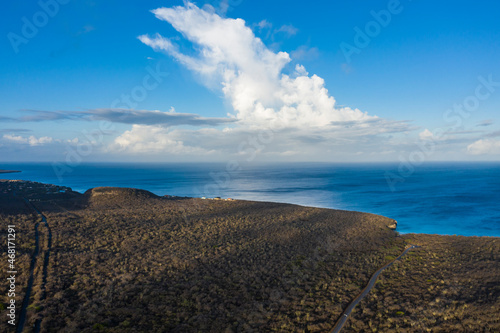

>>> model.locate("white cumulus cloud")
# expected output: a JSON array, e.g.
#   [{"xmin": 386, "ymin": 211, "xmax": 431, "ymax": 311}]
[
  {"xmin": 139, "ymin": 2, "xmax": 376, "ymax": 129},
  {"xmin": 95, "ymin": 1, "xmax": 417, "ymax": 161},
  {"xmin": 3, "ymin": 134, "xmax": 27, "ymax": 144},
  {"xmin": 3, "ymin": 134, "xmax": 53, "ymax": 146},
  {"xmin": 111, "ymin": 124, "xmax": 209, "ymax": 155},
  {"xmin": 419, "ymin": 129, "xmax": 436, "ymax": 141},
  {"xmin": 467, "ymin": 139, "xmax": 500, "ymax": 155}
]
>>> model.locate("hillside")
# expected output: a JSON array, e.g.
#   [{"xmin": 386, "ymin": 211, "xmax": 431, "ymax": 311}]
[{"xmin": 0, "ymin": 180, "xmax": 498, "ymax": 332}]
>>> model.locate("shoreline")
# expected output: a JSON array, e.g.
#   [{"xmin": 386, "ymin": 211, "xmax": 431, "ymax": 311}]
[{"xmin": 1, "ymin": 179, "xmax": 499, "ymax": 239}]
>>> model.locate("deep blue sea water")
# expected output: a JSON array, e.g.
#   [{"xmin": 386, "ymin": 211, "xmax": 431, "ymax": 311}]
[{"xmin": 1, "ymin": 162, "xmax": 499, "ymax": 237}]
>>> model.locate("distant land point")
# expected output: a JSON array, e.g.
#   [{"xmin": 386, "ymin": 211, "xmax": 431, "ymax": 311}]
[{"xmin": 0, "ymin": 169, "xmax": 21, "ymax": 174}]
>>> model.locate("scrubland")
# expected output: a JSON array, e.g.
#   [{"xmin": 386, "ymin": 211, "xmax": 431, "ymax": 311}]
[{"xmin": 0, "ymin": 181, "xmax": 498, "ymax": 332}]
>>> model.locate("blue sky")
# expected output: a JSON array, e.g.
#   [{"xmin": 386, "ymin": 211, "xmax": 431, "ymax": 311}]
[{"xmin": 1, "ymin": 0, "xmax": 500, "ymax": 162}]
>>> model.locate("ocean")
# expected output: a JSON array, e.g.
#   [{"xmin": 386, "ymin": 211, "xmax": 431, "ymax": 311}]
[{"xmin": 1, "ymin": 162, "xmax": 499, "ymax": 237}]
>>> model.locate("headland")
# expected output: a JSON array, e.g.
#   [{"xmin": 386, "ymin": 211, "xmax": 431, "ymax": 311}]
[{"xmin": 0, "ymin": 180, "xmax": 498, "ymax": 332}]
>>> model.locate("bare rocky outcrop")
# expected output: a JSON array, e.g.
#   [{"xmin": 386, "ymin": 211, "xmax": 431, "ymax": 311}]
[{"xmin": 387, "ymin": 219, "xmax": 397, "ymax": 230}]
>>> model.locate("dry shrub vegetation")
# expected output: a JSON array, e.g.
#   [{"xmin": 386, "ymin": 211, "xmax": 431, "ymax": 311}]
[
  {"xmin": 0, "ymin": 180, "xmax": 499, "ymax": 332},
  {"xmin": 343, "ymin": 234, "xmax": 500, "ymax": 332}
]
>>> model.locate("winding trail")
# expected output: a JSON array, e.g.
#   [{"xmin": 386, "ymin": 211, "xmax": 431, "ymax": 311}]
[
  {"xmin": 330, "ymin": 245, "xmax": 419, "ymax": 333},
  {"xmin": 16, "ymin": 198, "xmax": 52, "ymax": 333}
]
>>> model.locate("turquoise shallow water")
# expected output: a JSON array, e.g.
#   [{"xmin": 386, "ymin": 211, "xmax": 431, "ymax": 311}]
[{"xmin": 1, "ymin": 162, "xmax": 499, "ymax": 237}]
